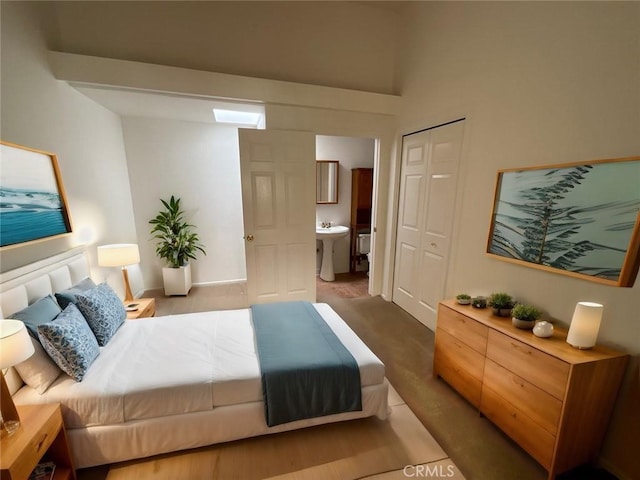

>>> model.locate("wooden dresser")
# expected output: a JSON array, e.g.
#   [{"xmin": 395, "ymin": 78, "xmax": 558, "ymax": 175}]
[{"xmin": 433, "ymin": 299, "xmax": 628, "ymax": 480}]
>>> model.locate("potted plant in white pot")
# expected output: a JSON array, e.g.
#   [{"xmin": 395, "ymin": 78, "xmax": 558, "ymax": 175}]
[{"xmin": 149, "ymin": 195, "xmax": 206, "ymax": 296}]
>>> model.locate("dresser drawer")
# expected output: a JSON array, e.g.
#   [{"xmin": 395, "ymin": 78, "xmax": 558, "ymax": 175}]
[
  {"xmin": 487, "ymin": 330, "xmax": 570, "ymax": 400},
  {"xmin": 480, "ymin": 384, "xmax": 556, "ymax": 469},
  {"xmin": 437, "ymin": 305, "xmax": 488, "ymax": 355},
  {"xmin": 483, "ymin": 359, "xmax": 562, "ymax": 436},
  {"xmin": 434, "ymin": 328, "xmax": 485, "ymax": 407}
]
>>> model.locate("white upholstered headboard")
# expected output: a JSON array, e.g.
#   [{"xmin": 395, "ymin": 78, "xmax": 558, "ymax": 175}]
[
  {"xmin": 0, "ymin": 247, "xmax": 91, "ymax": 394},
  {"xmin": 0, "ymin": 247, "xmax": 91, "ymax": 318}
]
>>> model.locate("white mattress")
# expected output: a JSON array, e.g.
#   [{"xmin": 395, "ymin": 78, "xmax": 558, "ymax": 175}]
[{"xmin": 14, "ymin": 303, "xmax": 385, "ymax": 429}]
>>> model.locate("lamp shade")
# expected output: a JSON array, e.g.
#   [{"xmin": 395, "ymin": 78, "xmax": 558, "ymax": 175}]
[
  {"xmin": 566, "ymin": 302, "xmax": 603, "ymax": 350},
  {"xmin": 98, "ymin": 244, "xmax": 140, "ymax": 267},
  {"xmin": 0, "ymin": 320, "xmax": 35, "ymax": 368}
]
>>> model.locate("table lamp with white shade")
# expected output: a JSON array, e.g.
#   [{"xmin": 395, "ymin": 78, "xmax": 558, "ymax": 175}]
[
  {"xmin": 566, "ymin": 301, "xmax": 604, "ymax": 350},
  {"xmin": 97, "ymin": 243, "xmax": 140, "ymax": 302},
  {"xmin": 0, "ymin": 319, "xmax": 35, "ymax": 436}
]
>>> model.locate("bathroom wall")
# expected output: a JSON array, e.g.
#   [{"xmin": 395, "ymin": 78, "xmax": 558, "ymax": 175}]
[{"xmin": 316, "ymin": 135, "xmax": 375, "ymax": 275}]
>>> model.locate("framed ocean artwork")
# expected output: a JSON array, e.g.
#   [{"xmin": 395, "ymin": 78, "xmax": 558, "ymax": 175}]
[
  {"xmin": 487, "ymin": 156, "xmax": 640, "ymax": 287},
  {"xmin": 0, "ymin": 141, "xmax": 72, "ymax": 248}
]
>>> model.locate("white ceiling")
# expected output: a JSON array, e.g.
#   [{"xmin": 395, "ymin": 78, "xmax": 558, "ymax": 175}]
[{"xmin": 74, "ymin": 85, "xmax": 264, "ymax": 124}]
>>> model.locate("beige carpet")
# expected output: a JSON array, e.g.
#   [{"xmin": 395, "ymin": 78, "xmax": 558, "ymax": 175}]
[{"xmin": 78, "ymin": 383, "xmax": 464, "ymax": 480}]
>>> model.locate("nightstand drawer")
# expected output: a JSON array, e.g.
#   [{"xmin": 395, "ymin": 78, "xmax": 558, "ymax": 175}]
[
  {"xmin": 437, "ymin": 305, "xmax": 488, "ymax": 355},
  {"xmin": 486, "ymin": 330, "xmax": 569, "ymax": 400},
  {"xmin": 1, "ymin": 405, "xmax": 74, "ymax": 480},
  {"xmin": 126, "ymin": 298, "xmax": 156, "ymax": 320},
  {"xmin": 483, "ymin": 359, "xmax": 562, "ymax": 436}
]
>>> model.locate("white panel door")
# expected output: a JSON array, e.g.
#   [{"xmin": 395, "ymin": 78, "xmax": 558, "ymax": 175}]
[
  {"xmin": 393, "ymin": 121, "xmax": 464, "ymax": 330},
  {"xmin": 392, "ymin": 135, "xmax": 428, "ymax": 320},
  {"xmin": 239, "ymin": 129, "xmax": 316, "ymax": 304}
]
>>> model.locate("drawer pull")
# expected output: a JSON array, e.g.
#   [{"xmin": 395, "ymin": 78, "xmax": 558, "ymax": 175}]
[
  {"xmin": 36, "ymin": 433, "xmax": 48, "ymax": 452},
  {"xmin": 512, "ymin": 377, "xmax": 526, "ymax": 389},
  {"xmin": 510, "ymin": 342, "xmax": 532, "ymax": 355}
]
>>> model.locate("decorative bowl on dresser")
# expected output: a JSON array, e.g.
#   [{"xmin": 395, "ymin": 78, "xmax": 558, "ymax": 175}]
[{"xmin": 433, "ymin": 299, "xmax": 628, "ymax": 480}]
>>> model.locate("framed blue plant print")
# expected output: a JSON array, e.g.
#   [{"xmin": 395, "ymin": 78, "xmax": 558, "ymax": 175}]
[
  {"xmin": 0, "ymin": 141, "xmax": 72, "ymax": 248},
  {"xmin": 487, "ymin": 156, "xmax": 640, "ymax": 287}
]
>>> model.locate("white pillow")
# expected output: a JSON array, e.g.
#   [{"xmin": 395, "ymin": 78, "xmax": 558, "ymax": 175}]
[{"xmin": 14, "ymin": 337, "xmax": 62, "ymax": 394}]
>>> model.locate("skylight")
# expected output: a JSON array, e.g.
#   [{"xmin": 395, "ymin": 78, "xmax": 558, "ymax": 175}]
[{"xmin": 212, "ymin": 108, "xmax": 263, "ymax": 127}]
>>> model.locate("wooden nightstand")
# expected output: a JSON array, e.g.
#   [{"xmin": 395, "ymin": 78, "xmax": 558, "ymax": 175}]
[
  {"xmin": 125, "ymin": 298, "xmax": 156, "ymax": 319},
  {"xmin": 1, "ymin": 404, "xmax": 76, "ymax": 480}
]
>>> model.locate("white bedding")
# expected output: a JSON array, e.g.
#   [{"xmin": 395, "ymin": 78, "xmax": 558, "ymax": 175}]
[{"xmin": 14, "ymin": 303, "xmax": 385, "ymax": 429}]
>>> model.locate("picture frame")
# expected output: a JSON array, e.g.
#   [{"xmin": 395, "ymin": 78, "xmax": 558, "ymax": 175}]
[
  {"xmin": 486, "ymin": 156, "xmax": 640, "ymax": 287},
  {"xmin": 0, "ymin": 141, "xmax": 72, "ymax": 248}
]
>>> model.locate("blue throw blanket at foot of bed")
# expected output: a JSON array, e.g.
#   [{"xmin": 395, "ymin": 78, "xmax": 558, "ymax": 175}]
[{"xmin": 251, "ymin": 301, "xmax": 362, "ymax": 427}]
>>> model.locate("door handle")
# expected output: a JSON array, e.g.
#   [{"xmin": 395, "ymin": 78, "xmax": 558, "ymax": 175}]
[{"xmin": 245, "ymin": 234, "xmax": 254, "ymax": 242}]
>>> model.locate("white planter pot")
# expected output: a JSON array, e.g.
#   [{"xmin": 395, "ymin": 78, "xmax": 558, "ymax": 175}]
[{"xmin": 162, "ymin": 263, "xmax": 192, "ymax": 296}]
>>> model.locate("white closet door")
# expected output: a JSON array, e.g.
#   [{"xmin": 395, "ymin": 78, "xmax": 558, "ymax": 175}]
[
  {"xmin": 393, "ymin": 121, "xmax": 464, "ymax": 330},
  {"xmin": 239, "ymin": 128, "xmax": 316, "ymax": 304}
]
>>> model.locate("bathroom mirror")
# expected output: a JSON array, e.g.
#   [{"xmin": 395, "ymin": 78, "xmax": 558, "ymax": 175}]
[{"xmin": 316, "ymin": 160, "xmax": 339, "ymax": 204}]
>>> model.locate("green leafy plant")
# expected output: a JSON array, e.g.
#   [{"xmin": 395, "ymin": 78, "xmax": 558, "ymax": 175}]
[
  {"xmin": 488, "ymin": 292, "xmax": 514, "ymax": 309},
  {"xmin": 456, "ymin": 294, "xmax": 471, "ymax": 300},
  {"xmin": 511, "ymin": 304, "xmax": 542, "ymax": 322},
  {"xmin": 149, "ymin": 196, "xmax": 206, "ymax": 268},
  {"xmin": 471, "ymin": 296, "xmax": 487, "ymax": 308}
]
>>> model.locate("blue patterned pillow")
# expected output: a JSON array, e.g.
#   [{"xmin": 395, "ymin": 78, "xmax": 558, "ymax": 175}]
[
  {"xmin": 75, "ymin": 283, "xmax": 126, "ymax": 346},
  {"xmin": 37, "ymin": 304, "xmax": 100, "ymax": 381},
  {"xmin": 55, "ymin": 277, "xmax": 97, "ymax": 309}
]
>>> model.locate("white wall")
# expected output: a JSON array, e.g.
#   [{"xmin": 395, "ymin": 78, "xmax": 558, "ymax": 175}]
[
  {"xmin": 0, "ymin": 1, "xmax": 139, "ymax": 297},
  {"xmin": 121, "ymin": 117, "xmax": 246, "ymax": 289},
  {"xmin": 396, "ymin": 2, "xmax": 640, "ymax": 477},
  {"xmin": 316, "ymin": 136, "xmax": 375, "ymax": 275}
]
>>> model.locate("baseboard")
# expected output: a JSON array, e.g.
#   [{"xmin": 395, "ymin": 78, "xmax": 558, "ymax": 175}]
[
  {"xmin": 599, "ymin": 457, "xmax": 633, "ymax": 480},
  {"xmin": 143, "ymin": 279, "xmax": 248, "ymax": 292}
]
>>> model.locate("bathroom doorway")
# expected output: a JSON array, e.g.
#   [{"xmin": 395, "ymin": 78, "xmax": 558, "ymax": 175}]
[{"xmin": 315, "ymin": 134, "xmax": 375, "ymax": 293}]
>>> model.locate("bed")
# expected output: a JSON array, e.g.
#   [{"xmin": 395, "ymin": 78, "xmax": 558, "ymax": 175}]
[{"xmin": 0, "ymin": 248, "xmax": 389, "ymax": 469}]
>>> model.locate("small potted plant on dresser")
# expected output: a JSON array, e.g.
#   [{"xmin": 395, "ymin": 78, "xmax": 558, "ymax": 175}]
[
  {"xmin": 149, "ymin": 195, "xmax": 206, "ymax": 296},
  {"xmin": 456, "ymin": 294, "xmax": 471, "ymax": 305},
  {"xmin": 489, "ymin": 292, "xmax": 515, "ymax": 317},
  {"xmin": 511, "ymin": 304, "xmax": 542, "ymax": 329}
]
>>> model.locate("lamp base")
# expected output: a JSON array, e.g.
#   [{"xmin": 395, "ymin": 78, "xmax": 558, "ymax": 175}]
[
  {"xmin": 1, "ymin": 372, "xmax": 21, "ymax": 437},
  {"xmin": 122, "ymin": 267, "xmax": 134, "ymax": 302},
  {"xmin": 568, "ymin": 343, "xmax": 593, "ymax": 350},
  {"xmin": 1, "ymin": 419, "xmax": 20, "ymax": 437}
]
